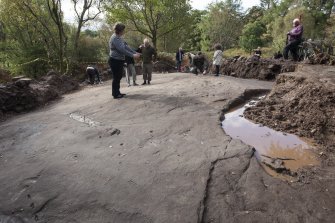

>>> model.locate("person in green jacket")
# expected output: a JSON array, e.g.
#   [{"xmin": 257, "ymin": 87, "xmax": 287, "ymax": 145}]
[{"xmin": 138, "ymin": 38, "xmax": 157, "ymax": 85}]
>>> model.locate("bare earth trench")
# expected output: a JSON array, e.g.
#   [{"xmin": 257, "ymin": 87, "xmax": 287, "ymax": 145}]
[{"xmin": 0, "ymin": 73, "xmax": 334, "ymax": 223}]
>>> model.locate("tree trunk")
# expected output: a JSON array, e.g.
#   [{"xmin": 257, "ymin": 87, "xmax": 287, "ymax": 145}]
[
  {"xmin": 58, "ymin": 27, "xmax": 64, "ymax": 73},
  {"xmin": 163, "ymin": 36, "xmax": 166, "ymax": 51},
  {"xmin": 152, "ymin": 33, "xmax": 157, "ymax": 50},
  {"xmin": 74, "ymin": 23, "xmax": 83, "ymax": 60}
]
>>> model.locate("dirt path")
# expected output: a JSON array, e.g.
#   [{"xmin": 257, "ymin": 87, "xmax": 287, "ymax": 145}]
[{"xmin": 0, "ymin": 73, "xmax": 334, "ymax": 223}]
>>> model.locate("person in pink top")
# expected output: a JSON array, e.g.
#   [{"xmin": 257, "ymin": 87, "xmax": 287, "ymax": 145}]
[{"xmin": 283, "ymin": 18, "xmax": 304, "ymax": 61}]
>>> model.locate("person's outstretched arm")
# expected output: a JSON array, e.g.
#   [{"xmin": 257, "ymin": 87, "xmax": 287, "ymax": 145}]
[
  {"xmin": 125, "ymin": 44, "xmax": 137, "ymax": 54},
  {"xmin": 111, "ymin": 37, "xmax": 135, "ymax": 57}
]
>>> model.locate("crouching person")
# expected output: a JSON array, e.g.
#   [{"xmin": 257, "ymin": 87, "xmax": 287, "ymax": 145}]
[
  {"xmin": 86, "ymin": 64, "xmax": 102, "ymax": 85},
  {"xmin": 192, "ymin": 52, "xmax": 208, "ymax": 75}
]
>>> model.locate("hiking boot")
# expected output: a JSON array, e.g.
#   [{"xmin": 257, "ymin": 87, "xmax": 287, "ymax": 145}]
[{"xmin": 142, "ymin": 81, "xmax": 147, "ymax": 85}]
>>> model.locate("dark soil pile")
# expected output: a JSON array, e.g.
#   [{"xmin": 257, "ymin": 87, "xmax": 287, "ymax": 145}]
[
  {"xmin": 0, "ymin": 72, "xmax": 79, "ymax": 120},
  {"xmin": 244, "ymin": 65, "xmax": 335, "ymax": 155},
  {"xmin": 135, "ymin": 61, "xmax": 176, "ymax": 74},
  {"xmin": 305, "ymin": 52, "xmax": 335, "ymax": 65},
  {"xmin": 153, "ymin": 61, "xmax": 176, "ymax": 73},
  {"xmin": 154, "ymin": 52, "xmax": 176, "ymax": 73},
  {"xmin": 221, "ymin": 58, "xmax": 297, "ymax": 80}
]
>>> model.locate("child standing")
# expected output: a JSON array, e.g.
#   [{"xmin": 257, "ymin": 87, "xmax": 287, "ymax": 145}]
[{"xmin": 213, "ymin": 44, "xmax": 223, "ymax": 76}]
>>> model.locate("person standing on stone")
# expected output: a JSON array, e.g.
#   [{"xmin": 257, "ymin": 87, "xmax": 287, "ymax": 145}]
[
  {"xmin": 176, "ymin": 47, "xmax": 184, "ymax": 72},
  {"xmin": 124, "ymin": 42, "xmax": 138, "ymax": 87},
  {"xmin": 213, "ymin": 44, "xmax": 223, "ymax": 76},
  {"xmin": 138, "ymin": 38, "xmax": 157, "ymax": 85},
  {"xmin": 124, "ymin": 55, "xmax": 138, "ymax": 87},
  {"xmin": 283, "ymin": 18, "xmax": 303, "ymax": 61},
  {"xmin": 108, "ymin": 22, "xmax": 141, "ymax": 99}
]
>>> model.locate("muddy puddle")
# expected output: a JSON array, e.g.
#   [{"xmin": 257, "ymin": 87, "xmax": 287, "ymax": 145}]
[{"xmin": 222, "ymin": 96, "xmax": 319, "ymax": 179}]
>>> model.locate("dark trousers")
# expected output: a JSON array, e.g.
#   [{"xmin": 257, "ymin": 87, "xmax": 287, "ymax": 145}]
[
  {"xmin": 87, "ymin": 70, "xmax": 95, "ymax": 84},
  {"xmin": 87, "ymin": 70, "xmax": 101, "ymax": 84},
  {"xmin": 108, "ymin": 57, "xmax": 124, "ymax": 97},
  {"xmin": 96, "ymin": 72, "xmax": 101, "ymax": 82},
  {"xmin": 176, "ymin": 61, "xmax": 182, "ymax": 72},
  {"xmin": 283, "ymin": 39, "xmax": 301, "ymax": 61},
  {"xmin": 215, "ymin": 65, "xmax": 220, "ymax": 75},
  {"xmin": 142, "ymin": 63, "xmax": 153, "ymax": 82}
]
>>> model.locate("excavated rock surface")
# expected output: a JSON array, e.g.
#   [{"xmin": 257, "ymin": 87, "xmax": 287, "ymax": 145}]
[{"xmin": 1, "ymin": 73, "xmax": 335, "ymax": 222}]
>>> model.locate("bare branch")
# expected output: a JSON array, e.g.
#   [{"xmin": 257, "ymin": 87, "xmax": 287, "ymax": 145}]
[
  {"xmin": 121, "ymin": 2, "xmax": 152, "ymax": 37},
  {"xmin": 21, "ymin": 1, "xmax": 57, "ymax": 48}
]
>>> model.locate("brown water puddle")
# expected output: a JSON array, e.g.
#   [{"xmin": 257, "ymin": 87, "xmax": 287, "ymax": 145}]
[{"xmin": 222, "ymin": 97, "xmax": 319, "ymax": 179}]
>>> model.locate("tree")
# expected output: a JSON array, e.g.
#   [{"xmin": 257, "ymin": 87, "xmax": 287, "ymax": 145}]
[
  {"xmin": 16, "ymin": 0, "xmax": 69, "ymax": 73},
  {"xmin": 183, "ymin": 10, "xmax": 205, "ymax": 52},
  {"xmin": 239, "ymin": 21, "xmax": 266, "ymax": 52},
  {"xmin": 0, "ymin": 0, "xmax": 84, "ymax": 75},
  {"xmin": 0, "ymin": 0, "xmax": 108, "ymax": 76},
  {"xmin": 72, "ymin": 0, "xmax": 103, "ymax": 59},
  {"xmin": 260, "ymin": 0, "xmax": 279, "ymax": 10},
  {"xmin": 0, "ymin": 0, "xmax": 58, "ymax": 75},
  {"xmin": 301, "ymin": 0, "xmax": 335, "ymax": 27},
  {"xmin": 199, "ymin": 0, "xmax": 244, "ymax": 50},
  {"xmin": 78, "ymin": 34, "xmax": 105, "ymax": 62},
  {"xmin": 244, "ymin": 6, "xmax": 265, "ymax": 24},
  {"xmin": 46, "ymin": 0, "xmax": 68, "ymax": 73},
  {"xmin": 105, "ymin": 0, "xmax": 192, "ymax": 49},
  {"xmin": 154, "ymin": 9, "xmax": 205, "ymax": 52},
  {"xmin": 324, "ymin": 13, "xmax": 335, "ymax": 47},
  {"xmin": 0, "ymin": 21, "xmax": 5, "ymax": 41}
]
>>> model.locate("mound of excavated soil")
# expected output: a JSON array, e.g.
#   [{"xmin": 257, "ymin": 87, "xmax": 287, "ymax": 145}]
[
  {"xmin": 307, "ymin": 52, "xmax": 335, "ymax": 65},
  {"xmin": 153, "ymin": 61, "xmax": 176, "ymax": 73},
  {"xmin": 244, "ymin": 65, "xmax": 335, "ymax": 157},
  {"xmin": 221, "ymin": 58, "xmax": 297, "ymax": 80},
  {"xmin": 0, "ymin": 73, "xmax": 79, "ymax": 120}
]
